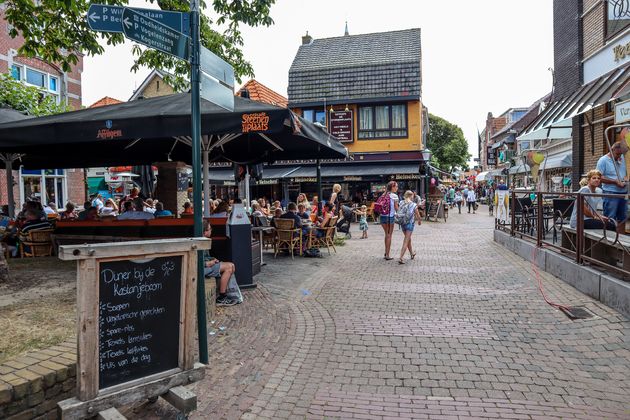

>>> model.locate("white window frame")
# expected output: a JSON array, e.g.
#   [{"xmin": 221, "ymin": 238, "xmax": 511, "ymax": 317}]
[
  {"xmin": 18, "ymin": 168, "xmax": 68, "ymax": 209},
  {"xmin": 11, "ymin": 63, "xmax": 60, "ymax": 104}
]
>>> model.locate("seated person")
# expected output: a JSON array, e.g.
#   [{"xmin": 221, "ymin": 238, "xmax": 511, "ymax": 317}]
[
  {"xmin": 313, "ymin": 203, "xmax": 335, "ymax": 238},
  {"xmin": 569, "ymin": 169, "xmax": 616, "ymax": 231},
  {"xmin": 144, "ymin": 198, "xmax": 156, "ymax": 214},
  {"xmin": 210, "ymin": 200, "xmax": 229, "ymax": 217},
  {"xmin": 43, "ymin": 202, "xmax": 58, "ymax": 218},
  {"xmin": 21, "ymin": 209, "xmax": 52, "ymax": 234},
  {"xmin": 116, "ymin": 198, "xmax": 154, "ymax": 220},
  {"xmin": 297, "ymin": 203, "xmax": 310, "ymax": 220},
  {"xmin": 77, "ymin": 201, "xmax": 93, "ymax": 220},
  {"xmin": 100, "ymin": 198, "xmax": 119, "ymax": 217},
  {"xmin": 182, "ymin": 201, "xmax": 194, "ymax": 215},
  {"xmin": 279, "ymin": 202, "xmax": 303, "ymax": 229},
  {"xmin": 202, "ymin": 221, "xmax": 239, "ymax": 306},
  {"xmin": 153, "ymin": 202, "xmax": 173, "ymax": 217},
  {"xmin": 60, "ymin": 202, "xmax": 78, "ymax": 220},
  {"xmin": 251, "ymin": 202, "xmax": 264, "ymax": 218},
  {"xmin": 271, "ymin": 207, "xmax": 283, "ymax": 227}
]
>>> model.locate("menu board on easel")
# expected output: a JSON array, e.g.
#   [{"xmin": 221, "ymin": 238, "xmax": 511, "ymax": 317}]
[
  {"xmin": 98, "ymin": 256, "xmax": 182, "ymax": 389},
  {"xmin": 57, "ymin": 238, "xmax": 212, "ymax": 420}
]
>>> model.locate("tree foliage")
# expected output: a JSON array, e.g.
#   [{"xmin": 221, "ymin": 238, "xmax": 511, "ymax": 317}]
[
  {"xmin": 427, "ymin": 113, "xmax": 470, "ymax": 172},
  {"xmin": 0, "ymin": 73, "xmax": 72, "ymax": 116},
  {"xmin": 3, "ymin": 0, "xmax": 276, "ymax": 91}
]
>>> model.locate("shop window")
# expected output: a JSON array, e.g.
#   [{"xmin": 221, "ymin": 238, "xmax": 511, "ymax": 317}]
[
  {"xmin": 26, "ymin": 68, "xmax": 46, "ymax": 88},
  {"xmin": 606, "ymin": 0, "xmax": 630, "ymax": 39},
  {"xmin": 358, "ymin": 104, "xmax": 407, "ymax": 139},
  {"xmin": 302, "ymin": 109, "xmax": 326, "ymax": 126}
]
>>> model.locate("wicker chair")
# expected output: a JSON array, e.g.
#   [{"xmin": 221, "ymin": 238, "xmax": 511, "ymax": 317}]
[
  {"xmin": 19, "ymin": 229, "xmax": 54, "ymax": 257},
  {"xmin": 308, "ymin": 216, "xmax": 338, "ymax": 254},
  {"xmin": 273, "ymin": 218, "xmax": 302, "ymax": 258}
]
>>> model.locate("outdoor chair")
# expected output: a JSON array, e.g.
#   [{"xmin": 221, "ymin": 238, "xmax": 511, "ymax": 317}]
[
  {"xmin": 19, "ymin": 229, "xmax": 54, "ymax": 258},
  {"xmin": 308, "ymin": 216, "xmax": 338, "ymax": 254},
  {"xmin": 273, "ymin": 218, "xmax": 302, "ymax": 259},
  {"xmin": 552, "ymin": 198, "xmax": 575, "ymax": 243},
  {"xmin": 254, "ymin": 215, "xmax": 275, "ymax": 250},
  {"xmin": 365, "ymin": 202, "xmax": 377, "ymax": 222}
]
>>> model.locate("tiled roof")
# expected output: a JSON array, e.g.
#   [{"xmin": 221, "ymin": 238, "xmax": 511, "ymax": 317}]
[
  {"xmin": 237, "ymin": 79, "xmax": 288, "ymax": 107},
  {"xmin": 288, "ymin": 29, "xmax": 421, "ymax": 104},
  {"xmin": 89, "ymin": 96, "xmax": 123, "ymax": 108}
]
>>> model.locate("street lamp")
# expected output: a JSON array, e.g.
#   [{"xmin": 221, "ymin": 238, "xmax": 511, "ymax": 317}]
[{"xmin": 421, "ymin": 148, "xmax": 432, "ymax": 200}]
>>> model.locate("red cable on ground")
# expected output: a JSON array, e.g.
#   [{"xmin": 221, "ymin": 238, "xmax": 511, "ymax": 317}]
[{"xmin": 531, "ymin": 245, "xmax": 572, "ymax": 311}]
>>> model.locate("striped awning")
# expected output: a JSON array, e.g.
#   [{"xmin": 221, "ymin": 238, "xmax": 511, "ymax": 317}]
[{"xmin": 518, "ymin": 63, "xmax": 630, "ymax": 142}]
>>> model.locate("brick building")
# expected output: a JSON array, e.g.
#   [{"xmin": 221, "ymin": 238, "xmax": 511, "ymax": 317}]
[
  {"xmin": 519, "ymin": 0, "xmax": 630, "ymax": 188},
  {"xmin": 0, "ymin": 6, "xmax": 86, "ymax": 209}
]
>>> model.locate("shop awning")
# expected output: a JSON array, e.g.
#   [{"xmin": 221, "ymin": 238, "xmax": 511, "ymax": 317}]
[
  {"xmin": 518, "ymin": 63, "xmax": 630, "ymax": 142},
  {"xmin": 476, "ymin": 171, "xmax": 490, "ymax": 182},
  {"xmin": 544, "ymin": 152, "xmax": 572, "ymax": 169},
  {"xmin": 288, "ymin": 163, "xmax": 420, "ymax": 180}
]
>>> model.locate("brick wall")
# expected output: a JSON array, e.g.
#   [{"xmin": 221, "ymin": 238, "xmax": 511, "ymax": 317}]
[
  {"xmin": 66, "ymin": 169, "xmax": 86, "ymax": 207},
  {"xmin": 553, "ymin": 0, "xmax": 582, "ymax": 99},
  {"xmin": 0, "ymin": 341, "xmax": 76, "ymax": 420},
  {"xmin": 139, "ymin": 75, "xmax": 175, "ymax": 99},
  {"xmin": 0, "ymin": 9, "xmax": 83, "ymax": 111},
  {"xmin": 582, "ymin": 1, "xmax": 605, "ymax": 58},
  {"xmin": 572, "ymin": 103, "xmax": 612, "ymax": 186}
]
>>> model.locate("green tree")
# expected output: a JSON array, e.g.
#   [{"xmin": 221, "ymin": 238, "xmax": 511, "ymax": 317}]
[
  {"xmin": 0, "ymin": 73, "xmax": 72, "ymax": 116},
  {"xmin": 3, "ymin": 0, "xmax": 276, "ymax": 91},
  {"xmin": 427, "ymin": 113, "xmax": 470, "ymax": 173}
]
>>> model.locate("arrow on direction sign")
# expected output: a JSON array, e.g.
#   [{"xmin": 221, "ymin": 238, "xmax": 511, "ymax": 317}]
[
  {"xmin": 86, "ymin": 4, "xmax": 190, "ymax": 36},
  {"xmin": 122, "ymin": 7, "xmax": 190, "ymax": 61}
]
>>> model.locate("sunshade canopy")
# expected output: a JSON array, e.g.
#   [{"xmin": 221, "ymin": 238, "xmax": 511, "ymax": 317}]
[
  {"xmin": 0, "ymin": 107, "xmax": 31, "ymax": 124},
  {"xmin": 0, "ymin": 93, "xmax": 348, "ymax": 168}
]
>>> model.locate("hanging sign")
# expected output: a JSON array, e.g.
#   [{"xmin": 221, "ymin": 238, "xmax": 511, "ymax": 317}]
[{"xmin": 329, "ymin": 111, "xmax": 353, "ymax": 142}]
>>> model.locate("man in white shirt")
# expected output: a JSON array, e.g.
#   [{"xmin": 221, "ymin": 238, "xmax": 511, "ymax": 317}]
[
  {"xmin": 466, "ymin": 187, "xmax": 477, "ymax": 214},
  {"xmin": 116, "ymin": 198, "xmax": 154, "ymax": 220}
]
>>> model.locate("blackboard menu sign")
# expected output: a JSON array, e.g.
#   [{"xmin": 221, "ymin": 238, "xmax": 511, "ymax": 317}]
[
  {"xmin": 177, "ymin": 172, "xmax": 189, "ymax": 192},
  {"xmin": 329, "ymin": 111, "xmax": 353, "ymax": 143},
  {"xmin": 98, "ymin": 256, "xmax": 182, "ymax": 389}
]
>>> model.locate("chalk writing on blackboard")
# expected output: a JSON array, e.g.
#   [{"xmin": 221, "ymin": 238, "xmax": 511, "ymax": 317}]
[{"xmin": 98, "ymin": 256, "xmax": 182, "ymax": 389}]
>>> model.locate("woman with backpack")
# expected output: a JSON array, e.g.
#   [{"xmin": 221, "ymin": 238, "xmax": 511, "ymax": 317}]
[
  {"xmin": 375, "ymin": 180, "xmax": 399, "ymax": 260},
  {"xmin": 397, "ymin": 190, "xmax": 422, "ymax": 264}
]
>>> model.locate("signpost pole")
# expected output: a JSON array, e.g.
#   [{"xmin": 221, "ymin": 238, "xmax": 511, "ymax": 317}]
[
  {"xmin": 190, "ymin": 0, "xmax": 208, "ymax": 365},
  {"xmin": 316, "ymin": 155, "xmax": 322, "ymax": 214}
]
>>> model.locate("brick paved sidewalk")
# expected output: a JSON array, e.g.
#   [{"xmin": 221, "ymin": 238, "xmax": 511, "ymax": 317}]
[{"xmin": 131, "ymin": 208, "xmax": 630, "ymax": 419}]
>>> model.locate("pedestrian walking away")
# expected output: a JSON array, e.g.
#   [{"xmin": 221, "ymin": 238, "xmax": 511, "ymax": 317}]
[
  {"xmin": 454, "ymin": 189, "xmax": 463, "ymax": 214},
  {"xmin": 467, "ymin": 187, "xmax": 477, "ymax": 214},
  {"xmin": 396, "ymin": 190, "xmax": 422, "ymax": 264},
  {"xmin": 376, "ymin": 180, "xmax": 399, "ymax": 260}
]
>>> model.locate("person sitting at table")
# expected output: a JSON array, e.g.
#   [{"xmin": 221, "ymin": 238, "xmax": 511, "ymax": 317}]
[
  {"xmin": 77, "ymin": 201, "xmax": 93, "ymax": 220},
  {"xmin": 211, "ymin": 200, "xmax": 229, "ymax": 217},
  {"xmin": 272, "ymin": 200, "xmax": 282, "ymax": 212},
  {"xmin": 569, "ymin": 169, "xmax": 616, "ymax": 231},
  {"xmin": 202, "ymin": 220, "xmax": 239, "ymax": 307},
  {"xmin": 271, "ymin": 207, "xmax": 283, "ymax": 227},
  {"xmin": 297, "ymin": 203, "xmax": 310, "ymax": 220},
  {"xmin": 311, "ymin": 196, "xmax": 319, "ymax": 216},
  {"xmin": 99, "ymin": 198, "xmax": 119, "ymax": 217},
  {"xmin": 144, "ymin": 198, "xmax": 156, "ymax": 214},
  {"xmin": 117, "ymin": 198, "xmax": 154, "ymax": 220},
  {"xmin": 251, "ymin": 202, "xmax": 264, "ymax": 218},
  {"xmin": 91, "ymin": 194, "xmax": 104, "ymax": 212},
  {"xmin": 43, "ymin": 202, "xmax": 58, "ymax": 218},
  {"xmin": 280, "ymin": 202, "xmax": 303, "ymax": 229},
  {"xmin": 182, "ymin": 201, "xmax": 194, "ymax": 215},
  {"xmin": 21, "ymin": 209, "xmax": 52, "ymax": 234},
  {"xmin": 59, "ymin": 202, "xmax": 77, "ymax": 220},
  {"xmin": 258, "ymin": 198, "xmax": 270, "ymax": 216},
  {"xmin": 153, "ymin": 202, "xmax": 173, "ymax": 217},
  {"xmin": 297, "ymin": 193, "xmax": 310, "ymax": 215}
]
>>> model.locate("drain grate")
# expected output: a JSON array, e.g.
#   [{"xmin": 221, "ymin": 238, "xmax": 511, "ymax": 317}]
[{"xmin": 560, "ymin": 306, "xmax": 595, "ymax": 320}]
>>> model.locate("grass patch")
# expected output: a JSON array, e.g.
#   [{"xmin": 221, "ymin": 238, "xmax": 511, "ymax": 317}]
[{"xmin": 0, "ymin": 293, "xmax": 75, "ymax": 363}]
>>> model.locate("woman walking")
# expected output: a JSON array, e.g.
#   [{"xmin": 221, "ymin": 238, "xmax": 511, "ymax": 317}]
[
  {"xmin": 466, "ymin": 186, "xmax": 477, "ymax": 214},
  {"xmin": 398, "ymin": 190, "xmax": 422, "ymax": 264},
  {"xmin": 380, "ymin": 181, "xmax": 399, "ymax": 260}
]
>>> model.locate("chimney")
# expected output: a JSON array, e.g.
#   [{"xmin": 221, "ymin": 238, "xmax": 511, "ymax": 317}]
[
  {"xmin": 240, "ymin": 88, "xmax": 250, "ymax": 99},
  {"xmin": 344, "ymin": 21, "xmax": 349, "ymax": 36},
  {"xmin": 302, "ymin": 31, "xmax": 313, "ymax": 45}
]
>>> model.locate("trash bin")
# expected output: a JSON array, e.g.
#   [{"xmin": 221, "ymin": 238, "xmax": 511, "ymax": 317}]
[{"xmin": 227, "ymin": 204, "xmax": 255, "ymax": 289}]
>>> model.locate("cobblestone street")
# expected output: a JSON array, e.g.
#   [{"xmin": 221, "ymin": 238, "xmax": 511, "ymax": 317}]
[{"xmin": 133, "ymin": 208, "xmax": 630, "ymax": 419}]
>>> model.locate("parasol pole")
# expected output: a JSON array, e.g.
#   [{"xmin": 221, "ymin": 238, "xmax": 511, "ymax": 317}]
[{"xmin": 203, "ymin": 146, "xmax": 210, "ymax": 217}]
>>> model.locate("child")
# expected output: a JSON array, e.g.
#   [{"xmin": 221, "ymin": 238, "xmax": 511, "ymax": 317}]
[{"xmin": 355, "ymin": 205, "xmax": 369, "ymax": 239}]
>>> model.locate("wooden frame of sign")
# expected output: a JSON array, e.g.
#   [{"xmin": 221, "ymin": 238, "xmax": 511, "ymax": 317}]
[{"xmin": 57, "ymin": 238, "xmax": 211, "ymax": 420}]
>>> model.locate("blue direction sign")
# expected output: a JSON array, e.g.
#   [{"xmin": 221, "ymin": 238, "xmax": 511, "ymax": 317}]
[
  {"xmin": 122, "ymin": 7, "xmax": 190, "ymax": 61},
  {"xmin": 87, "ymin": 4, "xmax": 190, "ymax": 36}
]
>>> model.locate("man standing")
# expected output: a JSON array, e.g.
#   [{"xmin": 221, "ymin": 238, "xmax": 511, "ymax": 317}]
[{"xmin": 596, "ymin": 141, "xmax": 628, "ymax": 227}]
